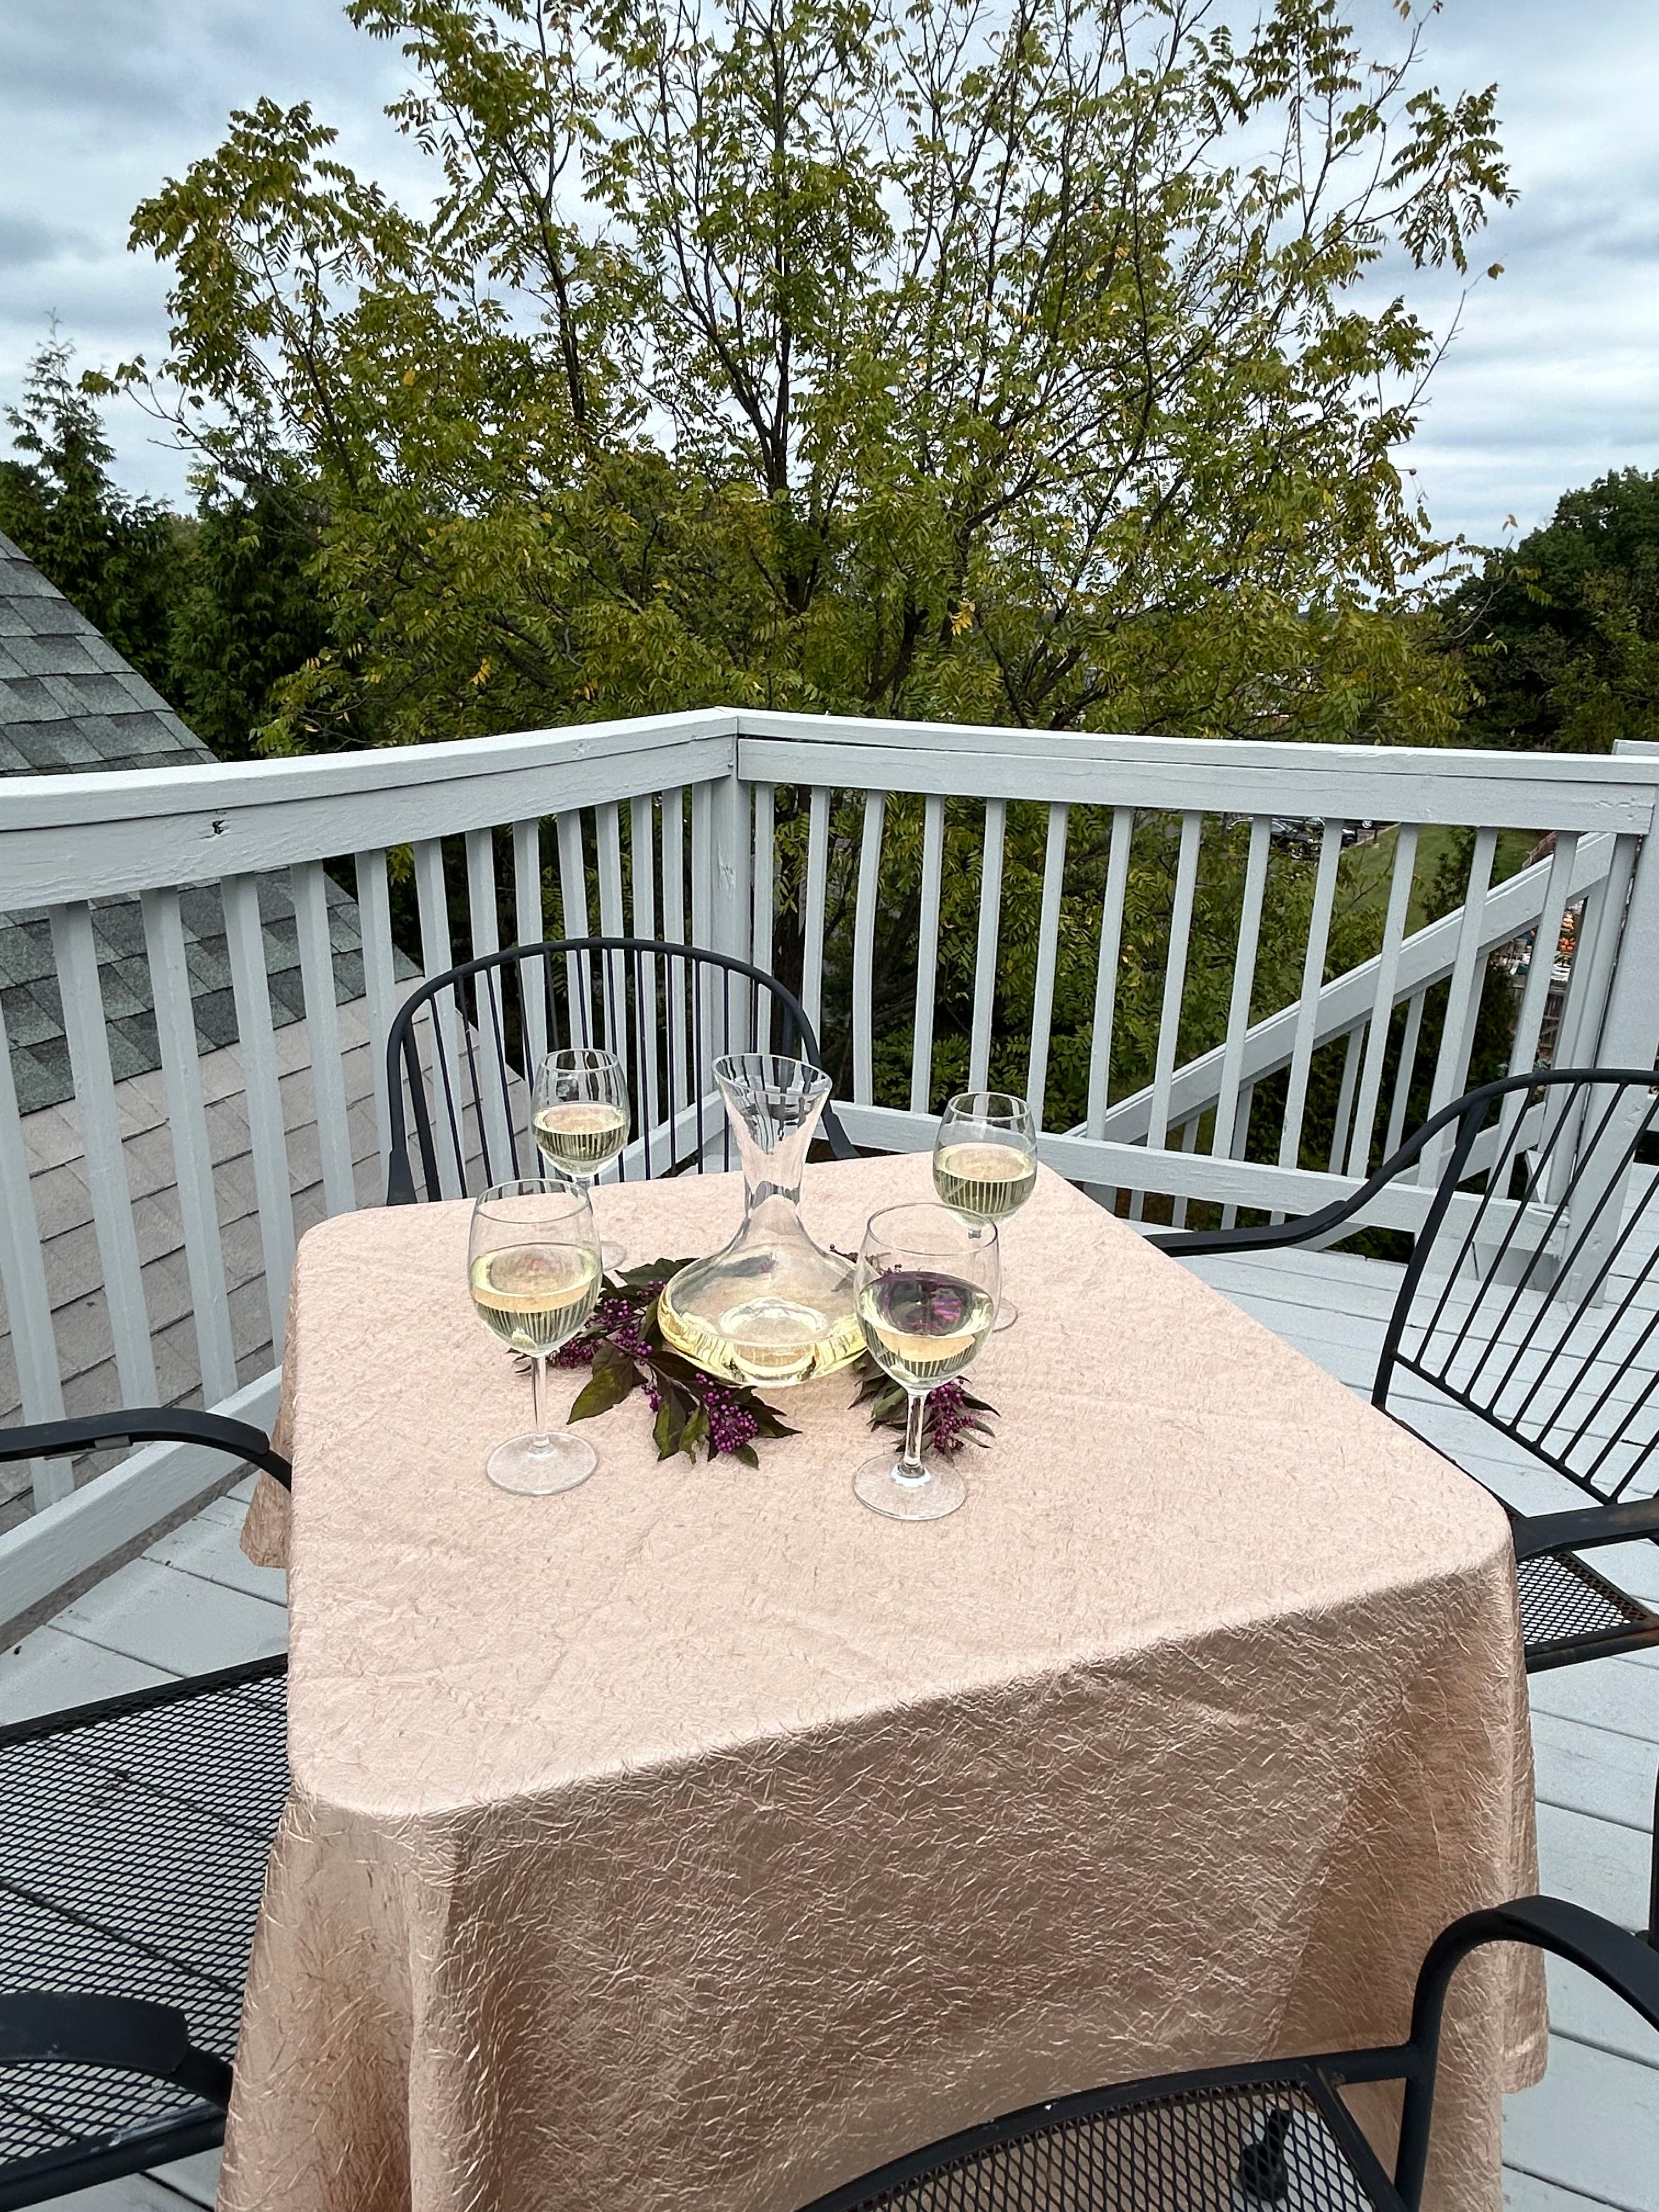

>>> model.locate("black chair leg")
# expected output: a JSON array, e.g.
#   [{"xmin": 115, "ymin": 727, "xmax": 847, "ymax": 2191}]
[{"xmin": 1238, "ymin": 2106, "xmax": 1294, "ymax": 2203}]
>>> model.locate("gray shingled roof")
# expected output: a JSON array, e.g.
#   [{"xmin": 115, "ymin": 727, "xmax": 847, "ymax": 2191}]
[
  {"xmin": 0, "ymin": 529, "xmax": 211, "ymax": 775},
  {"xmin": 0, "ymin": 529, "xmax": 367, "ymax": 1114}
]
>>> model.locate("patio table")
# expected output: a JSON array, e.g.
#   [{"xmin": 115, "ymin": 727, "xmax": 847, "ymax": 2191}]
[{"xmin": 228, "ymin": 1152, "xmax": 1543, "ymax": 2212}]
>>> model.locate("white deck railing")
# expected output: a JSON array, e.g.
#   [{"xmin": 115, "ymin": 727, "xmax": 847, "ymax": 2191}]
[{"xmin": 4, "ymin": 712, "xmax": 1659, "ymax": 1618}]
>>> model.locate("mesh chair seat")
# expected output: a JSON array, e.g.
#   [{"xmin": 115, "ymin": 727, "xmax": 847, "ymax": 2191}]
[
  {"xmin": 1514, "ymin": 1543, "xmax": 1659, "ymax": 1665},
  {"xmin": 0, "ymin": 1658, "xmax": 287, "ymax": 2200},
  {"xmin": 815, "ymin": 2067, "xmax": 1396, "ymax": 2212}
]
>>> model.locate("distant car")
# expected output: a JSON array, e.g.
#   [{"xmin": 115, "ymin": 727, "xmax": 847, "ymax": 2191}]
[{"xmin": 1269, "ymin": 816, "xmax": 1383, "ymax": 857}]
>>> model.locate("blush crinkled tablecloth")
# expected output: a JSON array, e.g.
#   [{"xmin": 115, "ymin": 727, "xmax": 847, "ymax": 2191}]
[{"xmin": 229, "ymin": 1153, "xmax": 1542, "ymax": 2212}]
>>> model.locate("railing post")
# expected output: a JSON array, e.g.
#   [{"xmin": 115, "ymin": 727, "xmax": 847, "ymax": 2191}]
[
  {"xmin": 1600, "ymin": 747, "xmax": 1659, "ymax": 1073},
  {"xmin": 710, "ymin": 754, "xmax": 753, "ymax": 1047},
  {"xmin": 1559, "ymin": 748, "xmax": 1659, "ymax": 1300}
]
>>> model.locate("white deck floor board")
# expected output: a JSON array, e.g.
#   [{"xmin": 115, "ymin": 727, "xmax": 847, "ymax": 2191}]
[
  {"xmin": 1532, "ymin": 1709, "xmax": 1659, "ymax": 1828},
  {"xmin": 49, "ymin": 1556, "xmax": 286, "ymax": 1678},
  {"xmin": 0, "ymin": 1622, "xmax": 172, "ymax": 1718},
  {"xmin": 1536, "ymin": 1799, "xmax": 1652, "ymax": 1931},
  {"xmin": 1505, "ymin": 2034, "xmax": 1659, "ymax": 2212},
  {"xmin": 142, "ymin": 1513, "xmax": 289, "ymax": 1607},
  {"xmin": 1504, "ymin": 2172, "xmax": 1643, "ymax": 2212}
]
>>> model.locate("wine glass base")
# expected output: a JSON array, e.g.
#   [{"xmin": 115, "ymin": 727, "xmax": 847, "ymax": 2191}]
[
  {"xmin": 853, "ymin": 1452, "xmax": 967, "ymax": 1521},
  {"xmin": 487, "ymin": 1431, "xmax": 597, "ymax": 1495},
  {"xmin": 991, "ymin": 1295, "xmax": 1018, "ymax": 1333},
  {"xmin": 599, "ymin": 1239, "xmax": 628, "ymax": 1275}
]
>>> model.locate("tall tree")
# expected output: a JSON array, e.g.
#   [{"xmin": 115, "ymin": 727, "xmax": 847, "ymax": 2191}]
[
  {"xmin": 1441, "ymin": 469, "xmax": 1659, "ymax": 753},
  {"xmin": 111, "ymin": 0, "xmax": 1508, "ymax": 754},
  {"xmin": 167, "ymin": 482, "xmax": 334, "ymax": 760},
  {"xmin": 0, "ymin": 336, "xmax": 186, "ymax": 696}
]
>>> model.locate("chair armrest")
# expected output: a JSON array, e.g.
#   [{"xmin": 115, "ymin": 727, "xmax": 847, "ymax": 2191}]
[
  {"xmin": 1150, "ymin": 1199, "xmax": 1358, "ymax": 1257},
  {"xmin": 1415, "ymin": 1895, "xmax": 1659, "ymax": 2034},
  {"xmin": 0, "ymin": 1410, "xmax": 291, "ymax": 1491},
  {"xmin": 1394, "ymin": 1895, "xmax": 1659, "ymax": 2209},
  {"xmin": 0, "ymin": 1992, "xmax": 233, "ymax": 2107},
  {"xmin": 1509, "ymin": 1493, "xmax": 1659, "ymax": 1562}
]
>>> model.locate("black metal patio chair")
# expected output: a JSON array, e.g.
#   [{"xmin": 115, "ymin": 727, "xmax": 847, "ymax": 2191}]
[
  {"xmin": 1153, "ymin": 1068, "xmax": 1659, "ymax": 1674},
  {"xmin": 385, "ymin": 935, "xmax": 855, "ymax": 1204},
  {"xmin": 797, "ymin": 1883, "xmax": 1659, "ymax": 2212},
  {"xmin": 0, "ymin": 1411, "xmax": 290, "ymax": 2208}
]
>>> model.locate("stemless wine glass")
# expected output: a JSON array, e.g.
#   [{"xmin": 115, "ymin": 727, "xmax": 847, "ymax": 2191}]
[
  {"xmin": 853, "ymin": 1201, "xmax": 1000, "ymax": 1522},
  {"xmin": 469, "ymin": 1178, "xmax": 603, "ymax": 1494},
  {"xmin": 533, "ymin": 1045, "xmax": 630, "ymax": 1271},
  {"xmin": 932, "ymin": 1090, "xmax": 1037, "ymax": 1331}
]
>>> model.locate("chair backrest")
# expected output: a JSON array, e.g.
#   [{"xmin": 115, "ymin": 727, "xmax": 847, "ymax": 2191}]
[
  {"xmin": 1369, "ymin": 1068, "xmax": 1659, "ymax": 1508},
  {"xmin": 385, "ymin": 937, "xmax": 854, "ymax": 1204}
]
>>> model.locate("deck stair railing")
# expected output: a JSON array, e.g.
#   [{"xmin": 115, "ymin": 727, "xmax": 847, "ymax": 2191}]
[{"xmin": 3, "ymin": 711, "xmax": 1658, "ymax": 1618}]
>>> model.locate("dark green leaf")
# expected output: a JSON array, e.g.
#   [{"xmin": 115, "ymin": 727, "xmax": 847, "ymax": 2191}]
[
  {"xmin": 653, "ymin": 1393, "xmax": 684, "ymax": 1459},
  {"xmin": 567, "ymin": 1340, "xmax": 640, "ymax": 1424},
  {"xmin": 680, "ymin": 1401, "xmax": 709, "ymax": 1459}
]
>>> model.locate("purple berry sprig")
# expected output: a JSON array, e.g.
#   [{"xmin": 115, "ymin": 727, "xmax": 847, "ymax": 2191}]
[{"xmin": 852, "ymin": 1362, "xmax": 998, "ymax": 1455}]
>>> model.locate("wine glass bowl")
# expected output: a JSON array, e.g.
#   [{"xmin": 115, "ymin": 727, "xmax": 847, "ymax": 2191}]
[
  {"xmin": 469, "ymin": 1178, "xmax": 603, "ymax": 1494},
  {"xmin": 853, "ymin": 1201, "xmax": 999, "ymax": 1521},
  {"xmin": 533, "ymin": 1046, "xmax": 630, "ymax": 1269},
  {"xmin": 932, "ymin": 1091, "xmax": 1037, "ymax": 1330}
]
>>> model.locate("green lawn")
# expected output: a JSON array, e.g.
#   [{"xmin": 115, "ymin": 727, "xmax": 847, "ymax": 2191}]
[{"xmin": 1338, "ymin": 820, "xmax": 1541, "ymax": 938}]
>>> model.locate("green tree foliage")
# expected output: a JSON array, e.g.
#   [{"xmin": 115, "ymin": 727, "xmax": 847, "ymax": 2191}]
[
  {"xmin": 77, "ymin": 0, "xmax": 1519, "ymax": 1161},
  {"xmin": 1441, "ymin": 470, "xmax": 1659, "ymax": 754},
  {"xmin": 0, "ymin": 336, "xmax": 187, "ymax": 696},
  {"xmin": 114, "ymin": 0, "xmax": 1507, "ymax": 755},
  {"xmin": 0, "ymin": 337, "xmax": 330, "ymax": 760},
  {"xmin": 166, "ymin": 482, "xmax": 334, "ymax": 760}
]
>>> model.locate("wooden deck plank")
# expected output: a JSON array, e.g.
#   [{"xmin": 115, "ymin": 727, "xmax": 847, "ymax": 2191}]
[
  {"xmin": 1505, "ymin": 2035, "xmax": 1659, "ymax": 2212},
  {"xmin": 50, "ymin": 1556, "xmax": 286, "ymax": 1677},
  {"xmin": 1537, "ymin": 1800, "xmax": 1652, "ymax": 1931},
  {"xmin": 1504, "ymin": 2171, "xmax": 1646, "ymax": 2212},
  {"xmin": 0, "ymin": 1622, "xmax": 171, "ymax": 1720},
  {"xmin": 1530, "ymin": 1658, "xmax": 1659, "ymax": 1748},
  {"xmin": 1545, "ymin": 1955, "xmax": 1659, "ymax": 2073},
  {"xmin": 1532, "ymin": 1710, "xmax": 1659, "ymax": 1830},
  {"xmin": 143, "ymin": 1513, "xmax": 287, "ymax": 1608}
]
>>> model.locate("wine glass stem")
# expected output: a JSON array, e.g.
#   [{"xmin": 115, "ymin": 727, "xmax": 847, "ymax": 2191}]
[
  {"xmin": 529, "ymin": 1353, "xmax": 554, "ymax": 1455},
  {"xmin": 896, "ymin": 1387, "xmax": 930, "ymax": 1486}
]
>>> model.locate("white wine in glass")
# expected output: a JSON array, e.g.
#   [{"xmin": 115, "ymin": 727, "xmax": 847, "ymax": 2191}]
[
  {"xmin": 853, "ymin": 1201, "xmax": 1000, "ymax": 1522},
  {"xmin": 469, "ymin": 1178, "xmax": 603, "ymax": 1494},
  {"xmin": 533, "ymin": 1046, "xmax": 630, "ymax": 1268},
  {"xmin": 932, "ymin": 1091, "xmax": 1037, "ymax": 1330},
  {"xmin": 469, "ymin": 1244, "xmax": 603, "ymax": 1355}
]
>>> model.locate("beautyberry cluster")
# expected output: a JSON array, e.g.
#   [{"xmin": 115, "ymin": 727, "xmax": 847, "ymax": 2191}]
[
  {"xmin": 554, "ymin": 1291, "xmax": 651, "ymax": 1367},
  {"xmin": 924, "ymin": 1381, "xmax": 976, "ymax": 1454}
]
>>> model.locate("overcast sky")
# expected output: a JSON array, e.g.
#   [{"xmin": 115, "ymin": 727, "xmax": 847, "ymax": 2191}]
[{"xmin": 1, "ymin": 0, "xmax": 1655, "ymax": 554}]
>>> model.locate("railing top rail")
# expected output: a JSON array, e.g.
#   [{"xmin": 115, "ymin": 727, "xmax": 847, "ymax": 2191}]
[
  {"xmin": 5, "ymin": 706, "xmax": 1658, "ymax": 914},
  {"xmin": 0, "ymin": 709, "xmax": 738, "ymax": 827},
  {"xmin": 739, "ymin": 708, "xmax": 1659, "ymax": 784},
  {"xmin": 0, "ymin": 713, "xmax": 739, "ymax": 910},
  {"xmin": 735, "ymin": 712, "xmax": 1659, "ymax": 832}
]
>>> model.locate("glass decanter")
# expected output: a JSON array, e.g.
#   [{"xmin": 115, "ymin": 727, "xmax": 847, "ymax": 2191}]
[{"xmin": 658, "ymin": 1054, "xmax": 862, "ymax": 1386}]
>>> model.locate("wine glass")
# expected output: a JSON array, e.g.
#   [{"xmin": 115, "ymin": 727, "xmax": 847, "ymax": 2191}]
[
  {"xmin": 932, "ymin": 1090, "xmax": 1037, "ymax": 1330},
  {"xmin": 533, "ymin": 1046, "xmax": 630, "ymax": 1270},
  {"xmin": 853, "ymin": 1201, "xmax": 1000, "ymax": 1521},
  {"xmin": 469, "ymin": 1178, "xmax": 603, "ymax": 1494}
]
